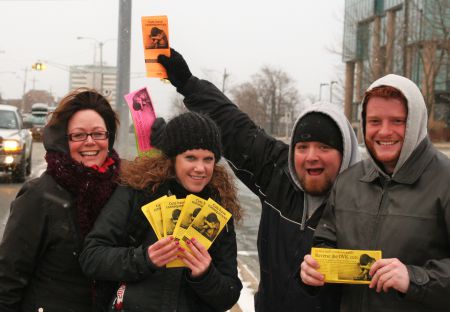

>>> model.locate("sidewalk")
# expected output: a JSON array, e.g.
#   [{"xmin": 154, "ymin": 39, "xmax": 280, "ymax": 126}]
[{"xmin": 434, "ymin": 142, "xmax": 450, "ymax": 157}]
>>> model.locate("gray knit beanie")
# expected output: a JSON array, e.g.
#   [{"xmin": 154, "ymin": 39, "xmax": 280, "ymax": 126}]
[{"xmin": 160, "ymin": 112, "xmax": 222, "ymax": 162}]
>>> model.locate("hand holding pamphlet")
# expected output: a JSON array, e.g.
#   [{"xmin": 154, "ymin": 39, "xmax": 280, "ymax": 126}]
[
  {"xmin": 141, "ymin": 195, "xmax": 232, "ymax": 268},
  {"xmin": 311, "ymin": 247, "xmax": 382, "ymax": 284}
]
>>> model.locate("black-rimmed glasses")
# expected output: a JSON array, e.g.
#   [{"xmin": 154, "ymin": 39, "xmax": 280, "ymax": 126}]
[{"xmin": 67, "ymin": 131, "xmax": 109, "ymax": 142}]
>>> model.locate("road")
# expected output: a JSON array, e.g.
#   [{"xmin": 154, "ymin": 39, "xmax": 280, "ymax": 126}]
[{"xmin": 0, "ymin": 142, "xmax": 46, "ymax": 237}]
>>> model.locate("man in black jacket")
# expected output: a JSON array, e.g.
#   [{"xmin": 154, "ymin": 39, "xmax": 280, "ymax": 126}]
[{"xmin": 156, "ymin": 49, "xmax": 361, "ymax": 312}]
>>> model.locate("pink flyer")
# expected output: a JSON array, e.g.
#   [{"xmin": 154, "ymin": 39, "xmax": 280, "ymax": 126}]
[{"xmin": 124, "ymin": 87, "xmax": 156, "ymax": 153}]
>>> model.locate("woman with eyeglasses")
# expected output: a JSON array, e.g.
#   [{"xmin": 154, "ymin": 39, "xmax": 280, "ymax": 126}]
[{"xmin": 0, "ymin": 88, "xmax": 120, "ymax": 312}]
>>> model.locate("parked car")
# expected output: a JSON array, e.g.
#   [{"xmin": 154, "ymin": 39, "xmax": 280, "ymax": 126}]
[{"xmin": 0, "ymin": 104, "xmax": 33, "ymax": 182}]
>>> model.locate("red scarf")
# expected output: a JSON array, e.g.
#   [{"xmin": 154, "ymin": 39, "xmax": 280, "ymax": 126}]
[{"xmin": 45, "ymin": 150, "xmax": 121, "ymax": 237}]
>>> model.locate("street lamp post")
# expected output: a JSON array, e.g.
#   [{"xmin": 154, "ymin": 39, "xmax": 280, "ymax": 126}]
[
  {"xmin": 330, "ymin": 80, "xmax": 338, "ymax": 103},
  {"xmin": 22, "ymin": 67, "xmax": 28, "ymax": 112},
  {"xmin": 319, "ymin": 83, "xmax": 329, "ymax": 101},
  {"xmin": 77, "ymin": 37, "xmax": 115, "ymax": 95}
]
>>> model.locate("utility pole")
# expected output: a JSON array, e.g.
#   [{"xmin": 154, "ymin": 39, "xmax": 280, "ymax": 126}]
[
  {"xmin": 99, "ymin": 41, "xmax": 104, "ymax": 95},
  {"xmin": 329, "ymin": 80, "xmax": 337, "ymax": 103},
  {"xmin": 115, "ymin": 0, "xmax": 132, "ymax": 156},
  {"xmin": 222, "ymin": 68, "xmax": 229, "ymax": 93},
  {"xmin": 22, "ymin": 67, "xmax": 28, "ymax": 112}
]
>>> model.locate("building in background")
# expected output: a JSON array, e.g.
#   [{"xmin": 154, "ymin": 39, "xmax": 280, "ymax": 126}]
[
  {"xmin": 69, "ymin": 65, "xmax": 117, "ymax": 108},
  {"xmin": 343, "ymin": 0, "xmax": 450, "ymax": 141}
]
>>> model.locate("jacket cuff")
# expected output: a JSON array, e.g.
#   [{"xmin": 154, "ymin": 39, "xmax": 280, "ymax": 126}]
[
  {"xmin": 143, "ymin": 245, "xmax": 159, "ymax": 272},
  {"xmin": 177, "ymin": 76, "xmax": 199, "ymax": 97},
  {"xmin": 186, "ymin": 263, "xmax": 214, "ymax": 284},
  {"xmin": 404, "ymin": 265, "xmax": 429, "ymax": 302}
]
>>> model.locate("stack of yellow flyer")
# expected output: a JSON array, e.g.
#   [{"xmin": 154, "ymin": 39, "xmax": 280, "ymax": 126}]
[
  {"xmin": 182, "ymin": 198, "xmax": 232, "ymax": 250},
  {"xmin": 173, "ymin": 194, "xmax": 206, "ymax": 240},
  {"xmin": 141, "ymin": 195, "xmax": 174, "ymax": 240},
  {"xmin": 311, "ymin": 247, "xmax": 382, "ymax": 284},
  {"xmin": 162, "ymin": 197, "xmax": 185, "ymax": 237},
  {"xmin": 141, "ymin": 195, "xmax": 232, "ymax": 268}
]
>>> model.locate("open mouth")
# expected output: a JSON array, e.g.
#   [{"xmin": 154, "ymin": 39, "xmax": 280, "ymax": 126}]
[
  {"xmin": 80, "ymin": 151, "xmax": 99, "ymax": 157},
  {"xmin": 376, "ymin": 141, "xmax": 398, "ymax": 146},
  {"xmin": 307, "ymin": 168, "xmax": 324, "ymax": 176},
  {"xmin": 189, "ymin": 175, "xmax": 206, "ymax": 180}
]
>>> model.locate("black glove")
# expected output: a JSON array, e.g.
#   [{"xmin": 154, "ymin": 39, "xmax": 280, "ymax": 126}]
[
  {"xmin": 150, "ymin": 117, "xmax": 166, "ymax": 149},
  {"xmin": 158, "ymin": 48, "xmax": 192, "ymax": 89}
]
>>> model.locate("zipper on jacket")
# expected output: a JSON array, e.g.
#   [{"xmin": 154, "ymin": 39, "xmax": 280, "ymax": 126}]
[
  {"xmin": 374, "ymin": 177, "xmax": 390, "ymax": 248},
  {"xmin": 300, "ymin": 196, "xmax": 307, "ymax": 231}
]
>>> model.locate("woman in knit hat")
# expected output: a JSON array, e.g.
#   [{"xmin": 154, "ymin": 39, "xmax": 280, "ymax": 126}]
[
  {"xmin": 80, "ymin": 111, "xmax": 242, "ymax": 311},
  {"xmin": 0, "ymin": 88, "xmax": 121, "ymax": 311}
]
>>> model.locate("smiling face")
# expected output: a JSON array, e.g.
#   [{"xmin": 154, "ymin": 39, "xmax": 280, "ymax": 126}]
[
  {"xmin": 67, "ymin": 109, "xmax": 109, "ymax": 168},
  {"xmin": 365, "ymin": 97, "xmax": 407, "ymax": 173},
  {"xmin": 174, "ymin": 149, "xmax": 215, "ymax": 193},
  {"xmin": 294, "ymin": 141, "xmax": 342, "ymax": 196}
]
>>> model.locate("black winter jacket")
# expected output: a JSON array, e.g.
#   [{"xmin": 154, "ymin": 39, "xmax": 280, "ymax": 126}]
[
  {"xmin": 0, "ymin": 173, "xmax": 92, "ymax": 312},
  {"xmin": 80, "ymin": 180, "xmax": 242, "ymax": 312},
  {"xmin": 179, "ymin": 77, "xmax": 341, "ymax": 312}
]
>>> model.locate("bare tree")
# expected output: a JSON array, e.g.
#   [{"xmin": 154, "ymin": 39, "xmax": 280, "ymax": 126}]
[
  {"xmin": 413, "ymin": 0, "xmax": 450, "ymax": 125},
  {"xmin": 231, "ymin": 82, "xmax": 267, "ymax": 128},
  {"xmin": 23, "ymin": 89, "xmax": 54, "ymax": 112},
  {"xmin": 231, "ymin": 66, "xmax": 300, "ymax": 136}
]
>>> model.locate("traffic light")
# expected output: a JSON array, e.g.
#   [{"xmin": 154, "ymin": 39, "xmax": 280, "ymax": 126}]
[{"xmin": 31, "ymin": 62, "xmax": 46, "ymax": 71}]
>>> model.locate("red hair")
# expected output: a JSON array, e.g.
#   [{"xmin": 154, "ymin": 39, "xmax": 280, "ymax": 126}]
[{"xmin": 362, "ymin": 86, "xmax": 408, "ymax": 128}]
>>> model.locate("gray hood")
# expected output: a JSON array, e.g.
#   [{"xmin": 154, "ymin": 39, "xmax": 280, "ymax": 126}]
[
  {"xmin": 288, "ymin": 101, "xmax": 361, "ymax": 191},
  {"xmin": 362, "ymin": 74, "xmax": 428, "ymax": 176}
]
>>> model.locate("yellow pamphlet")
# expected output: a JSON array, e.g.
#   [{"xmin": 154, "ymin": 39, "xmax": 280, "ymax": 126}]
[
  {"xmin": 173, "ymin": 194, "xmax": 206, "ymax": 240},
  {"xmin": 162, "ymin": 198, "xmax": 185, "ymax": 237},
  {"xmin": 141, "ymin": 195, "xmax": 167, "ymax": 240},
  {"xmin": 141, "ymin": 195, "xmax": 175, "ymax": 239},
  {"xmin": 311, "ymin": 247, "xmax": 382, "ymax": 284},
  {"xmin": 141, "ymin": 15, "xmax": 170, "ymax": 78},
  {"xmin": 182, "ymin": 198, "xmax": 232, "ymax": 250}
]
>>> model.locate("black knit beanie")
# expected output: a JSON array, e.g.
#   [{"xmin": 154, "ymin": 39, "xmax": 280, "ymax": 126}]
[
  {"xmin": 160, "ymin": 112, "xmax": 222, "ymax": 162},
  {"xmin": 292, "ymin": 112, "xmax": 343, "ymax": 154}
]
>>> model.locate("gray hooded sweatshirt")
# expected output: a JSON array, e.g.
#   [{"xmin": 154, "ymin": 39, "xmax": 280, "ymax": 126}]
[
  {"xmin": 314, "ymin": 74, "xmax": 450, "ymax": 312},
  {"xmin": 363, "ymin": 74, "xmax": 428, "ymax": 176},
  {"xmin": 288, "ymin": 102, "xmax": 361, "ymax": 221}
]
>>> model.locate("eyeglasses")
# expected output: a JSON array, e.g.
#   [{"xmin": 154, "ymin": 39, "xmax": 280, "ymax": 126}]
[{"xmin": 67, "ymin": 131, "xmax": 109, "ymax": 142}]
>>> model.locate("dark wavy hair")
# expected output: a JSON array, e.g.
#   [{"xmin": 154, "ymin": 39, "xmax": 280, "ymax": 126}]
[
  {"xmin": 120, "ymin": 154, "xmax": 242, "ymax": 221},
  {"xmin": 47, "ymin": 88, "xmax": 119, "ymax": 150}
]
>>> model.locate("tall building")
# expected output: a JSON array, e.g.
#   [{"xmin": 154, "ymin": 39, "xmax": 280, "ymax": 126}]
[
  {"xmin": 343, "ymin": 0, "xmax": 450, "ymax": 140},
  {"xmin": 69, "ymin": 65, "xmax": 117, "ymax": 108}
]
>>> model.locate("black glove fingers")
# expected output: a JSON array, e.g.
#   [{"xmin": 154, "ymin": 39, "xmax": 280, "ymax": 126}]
[
  {"xmin": 157, "ymin": 54, "xmax": 170, "ymax": 67},
  {"xmin": 150, "ymin": 117, "xmax": 166, "ymax": 149}
]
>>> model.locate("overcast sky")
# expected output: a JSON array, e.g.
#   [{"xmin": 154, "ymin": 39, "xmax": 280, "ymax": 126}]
[{"xmin": 0, "ymin": 0, "xmax": 345, "ymax": 118}]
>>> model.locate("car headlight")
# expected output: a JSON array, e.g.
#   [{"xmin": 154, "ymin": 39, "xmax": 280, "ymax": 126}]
[{"xmin": 3, "ymin": 140, "xmax": 21, "ymax": 152}]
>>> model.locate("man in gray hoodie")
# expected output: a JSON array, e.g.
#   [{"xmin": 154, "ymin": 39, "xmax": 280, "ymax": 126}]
[
  {"xmin": 156, "ymin": 49, "xmax": 361, "ymax": 312},
  {"xmin": 301, "ymin": 74, "xmax": 450, "ymax": 311}
]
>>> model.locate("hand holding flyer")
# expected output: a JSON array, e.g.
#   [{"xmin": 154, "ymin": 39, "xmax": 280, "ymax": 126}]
[
  {"xmin": 141, "ymin": 196, "xmax": 232, "ymax": 268},
  {"xmin": 311, "ymin": 247, "xmax": 382, "ymax": 284}
]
